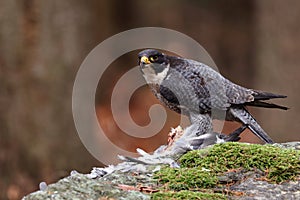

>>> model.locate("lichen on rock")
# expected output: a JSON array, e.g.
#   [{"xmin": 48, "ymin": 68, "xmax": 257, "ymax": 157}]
[{"xmin": 23, "ymin": 142, "xmax": 300, "ymax": 200}]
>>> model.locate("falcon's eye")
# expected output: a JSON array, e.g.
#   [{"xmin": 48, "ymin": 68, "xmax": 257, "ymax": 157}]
[{"xmin": 150, "ymin": 55, "xmax": 158, "ymax": 62}]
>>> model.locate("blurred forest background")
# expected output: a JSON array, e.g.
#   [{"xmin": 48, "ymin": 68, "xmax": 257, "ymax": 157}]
[{"xmin": 1, "ymin": 0, "xmax": 300, "ymax": 199}]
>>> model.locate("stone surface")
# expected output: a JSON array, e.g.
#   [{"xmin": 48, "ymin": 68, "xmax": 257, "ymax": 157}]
[{"xmin": 22, "ymin": 142, "xmax": 300, "ymax": 200}]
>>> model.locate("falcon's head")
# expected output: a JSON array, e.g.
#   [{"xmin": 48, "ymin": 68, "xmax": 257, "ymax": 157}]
[{"xmin": 138, "ymin": 49, "xmax": 170, "ymax": 84}]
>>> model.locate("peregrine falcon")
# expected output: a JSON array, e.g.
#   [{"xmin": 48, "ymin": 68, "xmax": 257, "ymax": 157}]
[{"xmin": 138, "ymin": 49, "xmax": 288, "ymax": 144}]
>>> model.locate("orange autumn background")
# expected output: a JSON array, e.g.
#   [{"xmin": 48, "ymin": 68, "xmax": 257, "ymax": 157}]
[{"xmin": 1, "ymin": 1, "xmax": 300, "ymax": 199}]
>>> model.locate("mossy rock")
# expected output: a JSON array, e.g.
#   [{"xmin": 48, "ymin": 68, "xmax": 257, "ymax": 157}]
[
  {"xmin": 179, "ymin": 142, "xmax": 300, "ymax": 182},
  {"xmin": 151, "ymin": 190, "xmax": 227, "ymax": 200},
  {"xmin": 153, "ymin": 142, "xmax": 300, "ymax": 199},
  {"xmin": 23, "ymin": 142, "xmax": 300, "ymax": 200}
]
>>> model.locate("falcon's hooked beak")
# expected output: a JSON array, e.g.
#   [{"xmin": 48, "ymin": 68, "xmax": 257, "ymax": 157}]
[{"xmin": 140, "ymin": 56, "xmax": 151, "ymax": 65}]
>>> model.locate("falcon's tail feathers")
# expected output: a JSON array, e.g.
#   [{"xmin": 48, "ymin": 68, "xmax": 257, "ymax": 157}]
[
  {"xmin": 253, "ymin": 90, "xmax": 287, "ymax": 101},
  {"xmin": 229, "ymin": 107, "xmax": 274, "ymax": 144},
  {"xmin": 246, "ymin": 100, "xmax": 289, "ymax": 110}
]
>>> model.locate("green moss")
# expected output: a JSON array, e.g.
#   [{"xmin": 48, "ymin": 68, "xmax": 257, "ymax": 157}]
[
  {"xmin": 154, "ymin": 167, "xmax": 217, "ymax": 191},
  {"xmin": 151, "ymin": 190, "xmax": 227, "ymax": 200},
  {"xmin": 151, "ymin": 142, "xmax": 300, "ymax": 199},
  {"xmin": 180, "ymin": 142, "xmax": 300, "ymax": 182}
]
